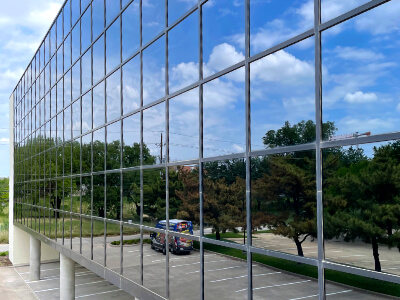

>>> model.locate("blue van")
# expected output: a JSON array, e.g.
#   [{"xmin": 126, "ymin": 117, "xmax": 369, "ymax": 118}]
[{"xmin": 150, "ymin": 219, "xmax": 194, "ymax": 255}]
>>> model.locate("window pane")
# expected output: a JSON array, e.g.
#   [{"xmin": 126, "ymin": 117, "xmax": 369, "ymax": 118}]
[
  {"xmin": 106, "ymin": 173, "xmax": 121, "ymax": 220},
  {"xmin": 169, "ymin": 88, "xmax": 199, "ymax": 162},
  {"xmin": 106, "ymin": 121, "xmax": 121, "ymax": 170},
  {"xmin": 143, "ymin": 103, "xmax": 165, "ymax": 165},
  {"xmin": 122, "ymin": 2, "xmax": 140, "ymax": 61},
  {"xmin": 72, "ymin": 99, "xmax": 81, "ymax": 139},
  {"xmin": 81, "ymin": 6, "xmax": 92, "ymax": 53},
  {"xmin": 106, "ymin": 0, "xmax": 120, "ymax": 26},
  {"xmin": 143, "ymin": 36, "xmax": 165, "ymax": 106},
  {"xmin": 82, "ymin": 49, "xmax": 92, "ymax": 94},
  {"xmin": 82, "ymin": 216, "xmax": 92, "ymax": 259},
  {"xmin": 82, "ymin": 133, "xmax": 92, "ymax": 174},
  {"xmin": 93, "ymin": 127, "xmax": 105, "ymax": 172},
  {"xmin": 106, "ymin": 18, "xmax": 121, "ymax": 74},
  {"xmin": 122, "ymin": 170, "xmax": 140, "ymax": 223},
  {"xmin": 93, "ymin": 219, "xmax": 105, "ymax": 265},
  {"xmin": 203, "ymin": 67, "xmax": 245, "ymax": 158},
  {"xmin": 93, "ymin": 0, "xmax": 105, "ymax": 40},
  {"xmin": 93, "ymin": 175, "xmax": 105, "ymax": 217},
  {"xmin": 106, "ymin": 69, "xmax": 121, "ymax": 122},
  {"xmin": 106, "ymin": 221, "xmax": 121, "ymax": 272},
  {"xmin": 82, "ymin": 91, "xmax": 92, "ymax": 133},
  {"xmin": 93, "ymin": 81, "xmax": 105, "ymax": 127},
  {"xmin": 122, "ymin": 113, "xmax": 140, "ymax": 168},
  {"xmin": 142, "ymin": 0, "xmax": 165, "ymax": 45},
  {"xmin": 121, "ymin": 223, "xmax": 141, "ymax": 283},
  {"xmin": 72, "ymin": 61, "xmax": 81, "ymax": 102},
  {"xmin": 72, "ymin": 21, "xmax": 81, "ymax": 64},
  {"xmin": 93, "ymin": 35, "xmax": 105, "ymax": 84},
  {"xmin": 168, "ymin": 10, "xmax": 198, "ymax": 94},
  {"xmin": 122, "ymin": 55, "xmax": 140, "ymax": 114}
]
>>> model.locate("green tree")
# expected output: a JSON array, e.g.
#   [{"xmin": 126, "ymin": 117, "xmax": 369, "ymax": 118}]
[{"xmin": 0, "ymin": 178, "xmax": 9, "ymax": 216}]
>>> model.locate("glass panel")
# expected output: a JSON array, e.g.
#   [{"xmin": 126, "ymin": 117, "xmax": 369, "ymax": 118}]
[
  {"xmin": 122, "ymin": 170, "xmax": 140, "ymax": 223},
  {"xmin": 144, "ymin": 226, "xmax": 166, "ymax": 298},
  {"xmin": 93, "ymin": 127, "xmax": 105, "ymax": 172},
  {"xmin": 92, "ymin": 0, "xmax": 105, "ymax": 40},
  {"xmin": 106, "ymin": 0, "xmax": 120, "ymax": 26},
  {"xmin": 204, "ymin": 243, "xmax": 247, "ymax": 299},
  {"xmin": 143, "ymin": 168, "xmax": 165, "ymax": 228},
  {"xmin": 72, "ymin": 215, "xmax": 81, "ymax": 253},
  {"xmin": 122, "ymin": 2, "xmax": 140, "ymax": 61},
  {"xmin": 106, "ymin": 121, "xmax": 121, "ymax": 170},
  {"xmin": 168, "ymin": 10, "xmax": 198, "ymax": 94},
  {"xmin": 82, "ymin": 49, "xmax": 92, "ymax": 93},
  {"xmin": 250, "ymin": 0, "xmax": 314, "ymax": 56},
  {"xmin": 81, "ymin": 176, "xmax": 91, "ymax": 215},
  {"xmin": 106, "ymin": 69, "xmax": 121, "ymax": 122},
  {"xmin": 45, "ymin": 63, "xmax": 50, "ymax": 94},
  {"xmin": 93, "ymin": 174, "xmax": 105, "ymax": 217},
  {"xmin": 93, "ymin": 219, "xmax": 105, "ymax": 265},
  {"xmin": 72, "ymin": 22, "xmax": 81, "ymax": 66},
  {"xmin": 82, "ymin": 91, "xmax": 92, "ymax": 133},
  {"xmin": 50, "ymin": 25, "xmax": 56, "ymax": 56},
  {"xmin": 57, "ymin": 12, "xmax": 63, "ymax": 48},
  {"xmin": 51, "ymin": 57, "xmax": 56, "ymax": 89},
  {"xmin": 64, "ymin": 2, "xmax": 71, "ymax": 36},
  {"xmin": 322, "ymin": 0, "xmax": 370, "ymax": 23},
  {"xmin": 64, "ymin": 34, "xmax": 72, "ymax": 72},
  {"xmin": 251, "ymin": 38, "xmax": 315, "ymax": 151},
  {"xmin": 82, "ymin": 133, "xmax": 92, "ymax": 174},
  {"xmin": 93, "ymin": 35, "xmax": 105, "ymax": 84},
  {"xmin": 63, "ymin": 212, "xmax": 72, "ymax": 248},
  {"xmin": 143, "ymin": 36, "xmax": 165, "ymax": 106},
  {"xmin": 57, "ymin": 113, "xmax": 63, "ymax": 144},
  {"xmin": 169, "ymin": 88, "xmax": 199, "ymax": 162},
  {"xmin": 323, "ymin": 142, "xmax": 400, "ymax": 276},
  {"xmin": 106, "ymin": 173, "xmax": 121, "ymax": 220},
  {"xmin": 72, "ymin": 61, "xmax": 81, "ymax": 101},
  {"xmin": 93, "ymin": 81, "xmax": 105, "ymax": 127},
  {"xmin": 203, "ymin": 159, "xmax": 246, "ymax": 244},
  {"xmin": 72, "ymin": 138, "xmax": 80, "ymax": 174},
  {"xmin": 322, "ymin": 3, "xmax": 400, "ymax": 140},
  {"xmin": 106, "ymin": 18, "xmax": 121, "ymax": 74},
  {"xmin": 82, "ymin": 217, "xmax": 92, "ymax": 259},
  {"xmin": 121, "ymin": 223, "xmax": 141, "ymax": 283},
  {"xmin": 72, "ymin": 99, "xmax": 81, "ymax": 138},
  {"xmin": 81, "ymin": 6, "xmax": 91, "ymax": 53},
  {"xmin": 143, "ymin": 102, "xmax": 165, "ymax": 165},
  {"xmin": 122, "ymin": 113, "xmax": 140, "ymax": 168},
  {"xmin": 65, "ymin": 69, "xmax": 72, "ymax": 104},
  {"xmin": 168, "ymin": 0, "xmax": 195, "ymax": 25},
  {"xmin": 51, "ymin": 87, "xmax": 57, "ymax": 118},
  {"xmin": 203, "ymin": 67, "xmax": 245, "ymax": 157},
  {"xmin": 168, "ymin": 164, "xmax": 199, "ymax": 236},
  {"xmin": 57, "ymin": 78, "xmax": 63, "ymax": 113},
  {"xmin": 122, "ymin": 55, "xmax": 140, "ymax": 114},
  {"xmin": 203, "ymin": 0, "xmax": 244, "ymax": 76},
  {"xmin": 71, "ymin": 0, "xmax": 80, "ymax": 25},
  {"xmin": 64, "ymin": 141, "xmax": 72, "ymax": 177},
  {"xmin": 251, "ymin": 150, "xmax": 316, "ymax": 258},
  {"xmin": 64, "ymin": 105, "xmax": 72, "ymax": 141},
  {"xmin": 106, "ymin": 221, "xmax": 121, "ymax": 272},
  {"xmin": 142, "ymin": 0, "xmax": 165, "ymax": 45}
]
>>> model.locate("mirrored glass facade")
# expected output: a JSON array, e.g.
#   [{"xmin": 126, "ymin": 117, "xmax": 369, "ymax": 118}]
[{"xmin": 11, "ymin": 0, "xmax": 400, "ymax": 299}]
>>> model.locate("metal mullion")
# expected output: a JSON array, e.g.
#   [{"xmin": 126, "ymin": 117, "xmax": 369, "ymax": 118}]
[
  {"xmin": 249, "ymin": 246, "xmax": 318, "ymax": 266},
  {"xmin": 314, "ymin": 0, "xmax": 325, "ymax": 299},
  {"xmin": 103, "ymin": 0, "xmax": 108, "ymax": 269},
  {"xmin": 119, "ymin": 0, "xmax": 124, "ymax": 275},
  {"xmin": 250, "ymin": 143, "xmax": 316, "ymax": 157},
  {"xmin": 319, "ymin": 0, "xmax": 390, "ymax": 32},
  {"xmin": 321, "ymin": 132, "xmax": 400, "ymax": 149},
  {"xmin": 198, "ymin": 1, "xmax": 204, "ymax": 299},
  {"xmin": 139, "ymin": 0, "xmax": 144, "ymax": 286}
]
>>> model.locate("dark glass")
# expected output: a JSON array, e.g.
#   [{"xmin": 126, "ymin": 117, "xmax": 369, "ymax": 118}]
[
  {"xmin": 107, "ymin": 121, "xmax": 121, "ymax": 170},
  {"xmin": 122, "ymin": 2, "xmax": 140, "ymax": 61},
  {"xmin": 122, "ymin": 170, "xmax": 140, "ymax": 223},
  {"xmin": 106, "ymin": 173, "xmax": 121, "ymax": 220},
  {"xmin": 93, "ymin": 127, "xmax": 105, "ymax": 172},
  {"xmin": 122, "ymin": 113, "xmax": 140, "ymax": 168},
  {"xmin": 93, "ymin": 175, "xmax": 105, "ymax": 217},
  {"xmin": 143, "ymin": 103, "xmax": 165, "ymax": 165},
  {"xmin": 169, "ymin": 88, "xmax": 199, "ymax": 162},
  {"xmin": 106, "ymin": 69, "xmax": 121, "ymax": 122},
  {"xmin": 203, "ymin": 67, "xmax": 245, "ymax": 157},
  {"xmin": 122, "ymin": 55, "xmax": 140, "ymax": 114},
  {"xmin": 251, "ymin": 150, "xmax": 316, "ymax": 258},
  {"xmin": 143, "ymin": 36, "xmax": 165, "ymax": 106}
]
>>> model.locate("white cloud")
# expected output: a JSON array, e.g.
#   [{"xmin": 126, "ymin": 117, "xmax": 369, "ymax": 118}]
[
  {"xmin": 207, "ymin": 43, "xmax": 245, "ymax": 74},
  {"xmin": 344, "ymin": 91, "xmax": 378, "ymax": 103},
  {"xmin": 334, "ymin": 46, "xmax": 384, "ymax": 61}
]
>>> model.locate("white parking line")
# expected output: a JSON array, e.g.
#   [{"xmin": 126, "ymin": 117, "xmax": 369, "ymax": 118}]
[
  {"xmin": 172, "ymin": 259, "xmax": 227, "ymax": 268},
  {"xmin": 210, "ymin": 272, "xmax": 281, "ymax": 283},
  {"xmin": 188, "ymin": 264, "xmax": 255, "ymax": 274},
  {"xmin": 75, "ymin": 289, "xmax": 121, "ymax": 298},
  {"xmin": 327, "ymin": 255, "xmax": 365, "ymax": 259},
  {"xmin": 34, "ymin": 280, "xmax": 107, "ymax": 293},
  {"xmin": 26, "ymin": 271, "xmax": 94, "ymax": 283},
  {"xmin": 152, "ymin": 254, "xmax": 214, "ymax": 263},
  {"xmin": 19, "ymin": 266, "xmax": 85, "ymax": 274},
  {"xmin": 236, "ymin": 280, "xmax": 311, "ymax": 293},
  {"xmin": 288, "ymin": 289, "xmax": 352, "ymax": 299}
]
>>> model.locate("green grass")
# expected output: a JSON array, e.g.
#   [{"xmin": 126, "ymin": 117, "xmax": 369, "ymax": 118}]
[
  {"xmin": 193, "ymin": 241, "xmax": 400, "ymax": 297},
  {"xmin": 111, "ymin": 238, "xmax": 151, "ymax": 246},
  {"xmin": 0, "ymin": 251, "xmax": 8, "ymax": 256},
  {"xmin": 205, "ymin": 232, "xmax": 247, "ymax": 239},
  {"xmin": 0, "ymin": 206, "xmax": 9, "ymax": 244}
]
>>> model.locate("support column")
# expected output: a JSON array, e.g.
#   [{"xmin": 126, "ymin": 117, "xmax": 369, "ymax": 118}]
[
  {"xmin": 60, "ymin": 253, "xmax": 75, "ymax": 300},
  {"xmin": 29, "ymin": 236, "xmax": 41, "ymax": 281}
]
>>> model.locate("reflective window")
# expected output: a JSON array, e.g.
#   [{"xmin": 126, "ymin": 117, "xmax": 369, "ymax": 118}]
[
  {"xmin": 93, "ymin": 127, "xmax": 105, "ymax": 172},
  {"xmin": 106, "ymin": 69, "xmax": 121, "ymax": 122},
  {"xmin": 106, "ymin": 121, "xmax": 121, "ymax": 170},
  {"xmin": 143, "ymin": 103, "xmax": 165, "ymax": 165},
  {"xmin": 122, "ymin": 170, "xmax": 140, "ymax": 223},
  {"xmin": 106, "ymin": 18, "xmax": 121, "ymax": 74},
  {"xmin": 142, "ymin": 0, "xmax": 165, "ymax": 45},
  {"xmin": 122, "ymin": 2, "xmax": 140, "ymax": 61},
  {"xmin": 122, "ymin": 55, "xmax": 140, "ymax": 114}
]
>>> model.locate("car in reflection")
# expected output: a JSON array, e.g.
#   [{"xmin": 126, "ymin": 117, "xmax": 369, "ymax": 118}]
[{"xmin": 150, "ymin": 219, "xmax": 194, "ymax": 255}]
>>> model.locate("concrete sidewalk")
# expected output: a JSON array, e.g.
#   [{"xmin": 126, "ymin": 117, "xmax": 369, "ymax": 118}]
[
  {"xmin": 0, "ymin": 266, "xmax": 37, "ymax": 300},
  {"xmin": 0, "ymin": 244, "xmax": 9, "ymax": 252}
]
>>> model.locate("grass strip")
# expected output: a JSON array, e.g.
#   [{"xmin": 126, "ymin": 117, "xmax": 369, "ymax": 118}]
[
  {"xmin": 0, "ymin": 251, "xmax": 8, "ymax": 256},
  {"xmin": 111, "ymin": 238, "xmax": 151, "ymax": 246}
]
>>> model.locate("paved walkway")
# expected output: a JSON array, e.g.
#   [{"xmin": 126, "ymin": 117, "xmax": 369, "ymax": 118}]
[
  {"xmin": 0, "ymin": 244, "xmax": 9, "ymax": 252},
  {"xmin": 0, "ymin": 266, "xmax": 37, "ymax": 300}
]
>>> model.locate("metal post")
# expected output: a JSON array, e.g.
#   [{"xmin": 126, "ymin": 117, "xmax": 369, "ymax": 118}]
[
  {"xmin": 29, "ymin": 235, "xmax": 41, "ymax": 281},
  {"xmin": 60, "ymin": 253, "xmax": 75, "ymax": 300}
]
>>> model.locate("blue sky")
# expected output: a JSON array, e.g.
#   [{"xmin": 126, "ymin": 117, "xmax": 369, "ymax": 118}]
[{"xmin": 4, "ymin": 0, "xmax": 400, "ymax": 176}]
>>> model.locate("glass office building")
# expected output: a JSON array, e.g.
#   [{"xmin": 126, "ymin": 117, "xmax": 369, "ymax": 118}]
[{"xmin": 10, "ymin": 0, "xmax": 400, "ymax": 299}]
